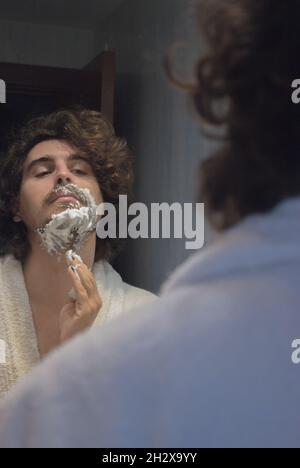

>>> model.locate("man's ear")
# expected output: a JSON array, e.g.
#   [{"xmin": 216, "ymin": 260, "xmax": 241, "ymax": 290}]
[
  {"xmin": 13, "ymin": 214, "xmax": 22, "ymax": 222},
  {"xmin": 12, "ymin": 200, "xmax": 22, "ymax": 223}
]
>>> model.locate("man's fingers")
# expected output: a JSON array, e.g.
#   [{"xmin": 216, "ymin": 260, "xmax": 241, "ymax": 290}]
[
  {"xmin": 68, "ymin": 265, "xmax": 88, "ymax": 301},
  {"xmin": 70, "ymin": 258, "xmax": 96, "ymax": 295},
  {"xmin": 74, "ymin": 264, "xmax": 96, "ymax": 295}
]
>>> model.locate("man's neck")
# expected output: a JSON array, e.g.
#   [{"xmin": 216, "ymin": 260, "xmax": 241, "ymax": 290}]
[{"xmin": 22, "ymin": 232, "xmax": 96, "ymax": 311}]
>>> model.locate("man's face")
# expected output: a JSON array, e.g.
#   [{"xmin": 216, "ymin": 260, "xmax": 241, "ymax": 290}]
[{"xmin": 16, "ymin": 139, "xmax": 103, "ymax": 231}]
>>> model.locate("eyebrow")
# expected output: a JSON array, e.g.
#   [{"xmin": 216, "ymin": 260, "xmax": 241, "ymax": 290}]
[{"xmin": 25, "ymin": 154, "xmax": 91, "ymax": 174}]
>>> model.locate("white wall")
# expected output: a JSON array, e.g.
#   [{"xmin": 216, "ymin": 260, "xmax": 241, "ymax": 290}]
[
  {"xmin": 94, "ymin": 0, "xmax": 215, "ymax": 293},
  {"xmin": 0, "ymin": 19, "xmax": 94, "ymax": 68}
]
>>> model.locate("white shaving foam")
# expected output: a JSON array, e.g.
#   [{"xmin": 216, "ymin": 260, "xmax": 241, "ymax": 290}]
[{"xmin": 36, "ymin": 184, "xmax": 98, "ymax": 256}]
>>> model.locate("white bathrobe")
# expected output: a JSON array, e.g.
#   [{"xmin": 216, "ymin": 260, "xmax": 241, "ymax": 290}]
[
  {"xmin": 1, "ymin": 196, "xmax": 300, "ymax": 448},
  {"xmin": 0, "ymin": 256, "xmax": 156, "ymax": 398}
]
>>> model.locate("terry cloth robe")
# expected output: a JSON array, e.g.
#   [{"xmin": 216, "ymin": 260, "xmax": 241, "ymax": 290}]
[{"xmin": 0, "ymin": 255, "xmax": 156, "ymax": 399}]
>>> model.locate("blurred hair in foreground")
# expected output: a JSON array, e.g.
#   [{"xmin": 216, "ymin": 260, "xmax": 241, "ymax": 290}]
[{"xmin": 166, "ymin": 0, "xmax": 300, "ymax": 229}]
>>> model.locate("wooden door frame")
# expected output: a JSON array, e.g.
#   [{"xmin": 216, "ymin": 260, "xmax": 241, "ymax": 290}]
[{"xmin": 0, "ymin": 50, "xmax": 115, "ymax": 122}]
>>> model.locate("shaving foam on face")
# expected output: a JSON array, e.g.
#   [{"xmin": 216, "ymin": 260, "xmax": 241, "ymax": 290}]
[
  {"xmin": 36, "ymin": 184, "xmax": 99, "ymax": 301},
  {"xmin": 36, "ymin": 184, "xmax": 98, "ymax": 256}
]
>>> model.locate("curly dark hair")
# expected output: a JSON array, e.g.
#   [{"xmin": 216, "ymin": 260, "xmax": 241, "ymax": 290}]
[
  {"xmin": 167, "ymin": 0, "xmax": 300, "ymax": 229},
  {"xmin": 0, "ymin": 108, "xmax": 134, "ymax": 262}
]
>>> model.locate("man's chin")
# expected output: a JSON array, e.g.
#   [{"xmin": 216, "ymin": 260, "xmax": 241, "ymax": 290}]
[
  {"xmin": 37, "ymin": 199, "xmax": 85, "ymax": 229},
  {"xmin": 51, "ymin": 199, "xmax": 80, "ymax": 213},
  {"xmin": 40, "ymin": 206, "xmax": 68, "ymax": 226}
]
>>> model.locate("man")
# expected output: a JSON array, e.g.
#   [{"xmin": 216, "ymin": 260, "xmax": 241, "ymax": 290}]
[
  {"xmin": 0, "ymin": 109, "xmax": 155, "ymax": 398},
  {"xmin": 0, "ymin": 0, "xmax": 299, "ymax": 447}
]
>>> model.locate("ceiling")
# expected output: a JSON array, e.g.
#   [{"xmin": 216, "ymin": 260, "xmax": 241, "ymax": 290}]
[{"xmin": 0, "ymin": 0, "xmax": 126, "ymax": 29}]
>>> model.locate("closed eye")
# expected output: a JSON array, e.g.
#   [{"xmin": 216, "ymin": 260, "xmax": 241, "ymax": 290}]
[
  {"xmin": 35, "ymin": 171, "xmax": 51, "ymax": 178},
  {"xmin": 35, "ymin": 169, "xmax": 87, "ymax": 178},
  {"xmin": 72, "ymin": 170, "xmax": 87, "ymax": 175}
]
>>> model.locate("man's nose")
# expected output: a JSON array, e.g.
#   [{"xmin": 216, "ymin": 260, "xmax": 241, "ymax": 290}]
[
  {"xmin": 56, "ymin": 174, "xmax": 72, "ymax": 185},
  {"xmin": 55, "ymin": 167, "xmax": 73, "ymax": 185}
]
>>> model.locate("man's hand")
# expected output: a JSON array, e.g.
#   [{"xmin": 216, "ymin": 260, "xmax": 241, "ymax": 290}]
[{"xmin": 59, "ymin": 256, "xmax": 102, "ymax": 344}]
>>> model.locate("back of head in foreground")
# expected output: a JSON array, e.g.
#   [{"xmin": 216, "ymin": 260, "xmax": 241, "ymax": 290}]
[{"xmin": 0, "ymin": 0, "xmax": 300, "ymax": 448}]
